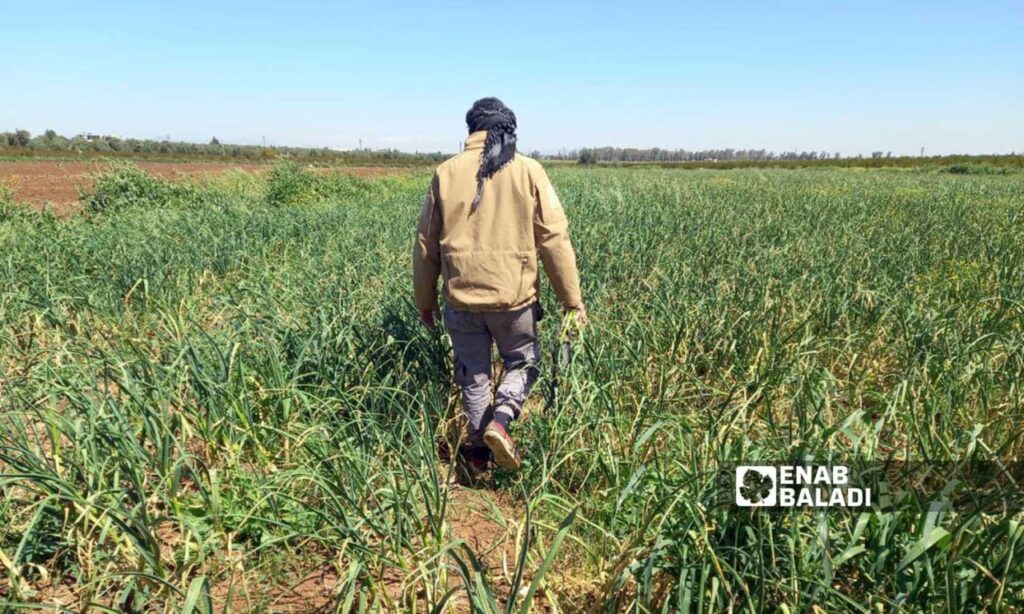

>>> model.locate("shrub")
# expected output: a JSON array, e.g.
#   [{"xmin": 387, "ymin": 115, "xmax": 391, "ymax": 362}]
[
  {"xmin": 81, "ymin": 164, "xmax": 174, "ymax": 214},
  {"xmin": 265, "ymin": 163, "xmax": 320, "ymax": 207}
]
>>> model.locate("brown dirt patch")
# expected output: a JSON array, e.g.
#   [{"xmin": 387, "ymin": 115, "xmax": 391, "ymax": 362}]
[
  {"xmin": 448, "ymin": 488, "xmax": 515, "ymax": 566},
  {"xmin": 0, "ymin": 160, "xmax": 408, "ymax": 215},
  {"xmin": 208, "ymin": 564, "xmax": 339, "ymax": 613},
  {"xmin": 444, "ymin": 487, "xmax": 555, "ymax": 612}
]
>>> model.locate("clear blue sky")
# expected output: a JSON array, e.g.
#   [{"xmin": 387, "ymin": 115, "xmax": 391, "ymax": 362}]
[{"xmin": 3, "ymin": 1, "xmax": 1022, "ymax": 155}]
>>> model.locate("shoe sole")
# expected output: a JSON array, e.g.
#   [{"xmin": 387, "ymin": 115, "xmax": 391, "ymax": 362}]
[{"xmin": 483, "ymin": 429, "xmax": 521, "ymax": 471}]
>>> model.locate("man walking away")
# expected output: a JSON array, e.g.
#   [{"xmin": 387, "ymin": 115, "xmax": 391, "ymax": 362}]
[{"xmin": 413, "ymin": 97, "xmax": 586, "ymax": 473}]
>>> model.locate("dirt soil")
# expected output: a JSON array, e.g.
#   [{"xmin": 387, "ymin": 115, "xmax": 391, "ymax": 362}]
[{"xmin": 0, "ymin": 160, "xmax": 404, "ymax": 215}]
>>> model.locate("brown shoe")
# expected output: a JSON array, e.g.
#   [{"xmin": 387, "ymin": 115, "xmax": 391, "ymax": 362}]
[{"xmin": 483, "ymin": 423, "xmax": 521, "ymax": 471}]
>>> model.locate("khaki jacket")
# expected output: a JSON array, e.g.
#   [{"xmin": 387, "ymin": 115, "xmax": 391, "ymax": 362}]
[{"xmin": 413, "ymin": 131, "xmax": 582, "ymax": 312}]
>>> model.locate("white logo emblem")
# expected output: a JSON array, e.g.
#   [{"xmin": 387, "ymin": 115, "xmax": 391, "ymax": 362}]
[
  {"xmin": 736, "ymin": 466, "xmax": 778, "ymax": 507},
  {"xmin": 733, "ymin": 465, "xmax": 872, "ymax": 508}
]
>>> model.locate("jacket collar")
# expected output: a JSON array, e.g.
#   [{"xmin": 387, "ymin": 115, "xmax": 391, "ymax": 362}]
[{"xmin": 464, "ymin": 131, "xmax": 487, "ymax": 151}]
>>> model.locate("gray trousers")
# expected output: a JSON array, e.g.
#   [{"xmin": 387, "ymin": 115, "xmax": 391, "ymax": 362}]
[{"xmin": 444, "ymin": 303, "xmax": 541, "ymax": 444}]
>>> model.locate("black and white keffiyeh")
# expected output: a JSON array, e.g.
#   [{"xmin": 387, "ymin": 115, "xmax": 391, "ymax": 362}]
[{"xmin": 465, "ymin": 97, "xmax": 517, "ymax": 209}]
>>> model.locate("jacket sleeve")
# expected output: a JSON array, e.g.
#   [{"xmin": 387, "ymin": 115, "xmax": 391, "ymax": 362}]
[
  {"xmin": 532, "ymin": 166, "xmax": 583, "ymax": 309},
  {"xmin": 413, "ymin": 173, "xmax": 443, "ymax": 311}
]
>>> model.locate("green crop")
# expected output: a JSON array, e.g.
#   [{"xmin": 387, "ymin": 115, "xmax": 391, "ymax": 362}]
[{"xmin": 1, "ymin": 164, "xmax": 1022, "ymax": 611}]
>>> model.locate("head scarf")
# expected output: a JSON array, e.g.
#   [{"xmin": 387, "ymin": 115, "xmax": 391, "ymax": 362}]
[{"xmin": 465, "ymin": 98, "xmax": 517, "ymax": 209}]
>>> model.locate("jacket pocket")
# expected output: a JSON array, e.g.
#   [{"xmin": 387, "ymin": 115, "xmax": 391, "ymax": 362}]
[{"xmin": 444, "ymin": 250, "xmax": 536, "ymax": 309}]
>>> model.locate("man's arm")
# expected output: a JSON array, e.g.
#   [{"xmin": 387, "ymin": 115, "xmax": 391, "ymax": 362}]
[
  {"xmin": 532, "ymin": 167, "xmax": 584, "ymax": 313},
  {"xmin": 413, "ymin": 173, "xmax": 443, "ymax": 320}
]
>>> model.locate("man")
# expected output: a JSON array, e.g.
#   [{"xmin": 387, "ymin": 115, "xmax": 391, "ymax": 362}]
[{"xmin": 413, "ymin": 97, "xmax": 586, "ymax": 473}]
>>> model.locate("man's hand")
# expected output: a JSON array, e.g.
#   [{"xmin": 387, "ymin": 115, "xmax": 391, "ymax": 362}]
[
  {"xmin": 565, "ymin": 303, "xmax": 588, "ymax": 328},
  {"xmin": 419, "ymin": 308, "xmax": 437, "ymax": 329}
]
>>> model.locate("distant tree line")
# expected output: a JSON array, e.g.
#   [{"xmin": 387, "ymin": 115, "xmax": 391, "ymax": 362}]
[
  {"xmin": 572, "ymin": 146, "xmax": 1022, "ymax": 170},
  {"xmin": 0, "ymin": 129, "xmax": 448, "ymax": 165},
  {"xmin": 4, "ymin": 128, "xmax": 1019, "ymax": 170},
  {"xmin": 575, "ymin": 146, "xmax": 875, "ymax": 164}
]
